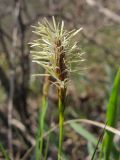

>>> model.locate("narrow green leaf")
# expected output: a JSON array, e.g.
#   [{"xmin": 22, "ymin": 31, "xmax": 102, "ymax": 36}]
[
  {"xmin": 70, "ymin": 122, "xmax": 97, "ymax": 145},
  {"xmin": 102, "ymin": 68, "xmax": 120, "ymax": 160}
]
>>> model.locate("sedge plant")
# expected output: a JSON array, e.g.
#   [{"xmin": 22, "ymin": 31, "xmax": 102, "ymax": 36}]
[{"xmin": 30, "ymin": 16, "xmax": 84, "ymax": 160}]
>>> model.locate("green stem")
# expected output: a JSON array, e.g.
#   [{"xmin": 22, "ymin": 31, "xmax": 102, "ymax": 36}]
[
  {"xmin": 36, "ymin": 75, "xmax": 49, "ymax": 160},
  {"xmin": 44, "ymin": 135, "xmax": 50, "ymax": 160},
  {"xmin": 40, "ymin": 96, "xmax": 48, "ymax": 158},
  {"xmin": 36, "ymin": 96, "xmax": 48, "ymax": 160},
  {"xmin": 58, "ymin": 89, "xmax": 65, "ymax": 160}
]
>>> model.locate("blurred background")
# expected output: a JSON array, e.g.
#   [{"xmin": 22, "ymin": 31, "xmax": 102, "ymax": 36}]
[{"xmin": 0, "ymin": 0, "xmax": 120, "ymax": 159}]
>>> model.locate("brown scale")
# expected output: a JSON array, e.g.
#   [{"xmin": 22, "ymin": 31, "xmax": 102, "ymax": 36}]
[{"xmin": 54, "ymin": 38, "xmax": 68, "ymax": 82}]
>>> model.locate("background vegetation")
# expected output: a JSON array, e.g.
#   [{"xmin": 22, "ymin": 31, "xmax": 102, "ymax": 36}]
[{"xmin": 0, "ymin": 0, "xmax": 120, "ymax": 159}]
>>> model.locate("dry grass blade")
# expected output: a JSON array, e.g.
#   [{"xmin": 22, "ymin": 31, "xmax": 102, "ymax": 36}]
[
  {"xmin": 21, "ymin": 118, "xmax": 120, "ymax": 160},
  {"xmin": 44, "ymin": 119, "xmax": 120, "ymax": 137}
]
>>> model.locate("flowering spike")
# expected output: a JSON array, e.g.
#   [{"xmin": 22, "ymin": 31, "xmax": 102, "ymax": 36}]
[{"xmin": 30, "ymin": 17, "xmax": 84, "ymax": 88}]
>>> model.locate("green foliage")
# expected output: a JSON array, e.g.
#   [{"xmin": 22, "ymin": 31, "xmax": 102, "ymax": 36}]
[
  {"xmin": 70, "ymin": 122, "xmax": 98, "ymax": 145},
  {"xmin": 101, "ymin": 68, "xmax": 120, "ymax": 160},
  {"xmin": 35, "ymin": 96, "xmax": 48, "ymax": 160},
  {"xmin": 0, "ymin": 143, "xmax": 10, "ymax": 160}
]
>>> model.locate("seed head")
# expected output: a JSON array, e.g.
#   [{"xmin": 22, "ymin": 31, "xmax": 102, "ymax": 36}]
[{"xmin": 30, "ymin": 17, "xmax": 84, "ymax": 88}]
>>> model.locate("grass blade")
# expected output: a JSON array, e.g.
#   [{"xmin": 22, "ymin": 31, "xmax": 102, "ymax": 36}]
[
  {"xmin": 102, "ymin": 68, "xmax": 120, "ymax": 159},
  {"xmin": 91, "ymin": 123, "xmax": 106, "ymax": 160},
  {"xmin": 70, "ymin": 122, "xmax": 98, "ymax": 145}
]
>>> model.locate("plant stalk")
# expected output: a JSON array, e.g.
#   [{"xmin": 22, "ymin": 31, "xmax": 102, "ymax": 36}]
[
  {"xmin": 58, "ymin": 87, "xmax": 66, "ymax": 160},
  {"xmin": 36, "ymin": 75, "xmax": 50, "ymax": 160},
  {"xmin": 39, "ymin": 96, "xmax": 48, "ymax": 159}
]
